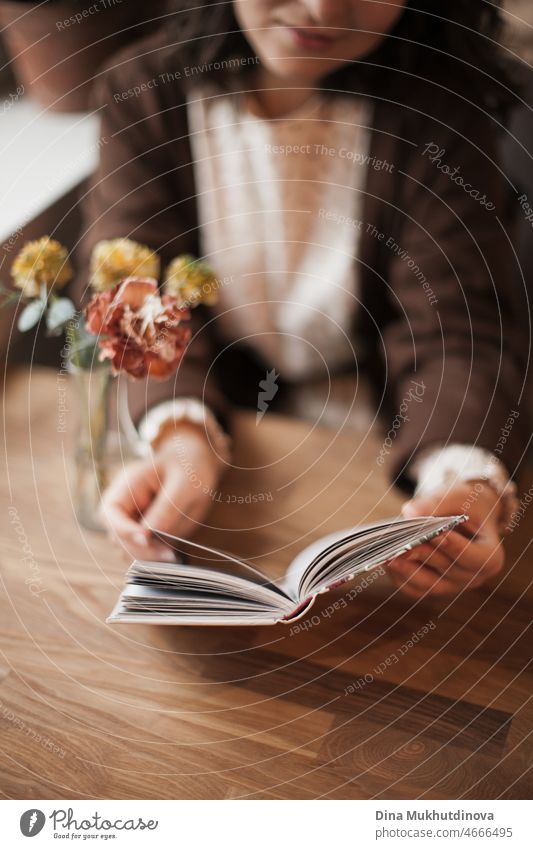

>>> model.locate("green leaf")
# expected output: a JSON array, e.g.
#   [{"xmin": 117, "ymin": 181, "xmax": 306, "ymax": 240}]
[
  {"xmin": 46, "ymin": 297, "xmax": 76, "ymax": 336},
  {"xmin": 17, "ymin": 299, "xmax": 46, "ymax": 332},
  {"xmin": 0, "ymin": 292, "xmax": 21, "ymax": 308},
  {"xmin": 0, "ymin": 284, "xmax": 26, "ymax": 308},
  {"xmin": 67, "ymin": 324, "xmax": 100, "ymax": 370}
]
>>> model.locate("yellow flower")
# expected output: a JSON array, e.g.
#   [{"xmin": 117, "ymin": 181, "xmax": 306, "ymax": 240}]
[
  {"xmin": 11, "ymin": 237, "xmax": 73, "ymax": 298},
  {"xmin": 90, "ymin": 238, "xmax": 160, "ymax": 292},
  {"xmin": 164, "ymin": 255, "xmax": 219, "ymax": 307}
]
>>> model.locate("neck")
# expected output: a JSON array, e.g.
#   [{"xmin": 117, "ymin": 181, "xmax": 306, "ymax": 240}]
[{"xmin": 250, "ymin": 67, "xmax": 318, "ymax": 118}]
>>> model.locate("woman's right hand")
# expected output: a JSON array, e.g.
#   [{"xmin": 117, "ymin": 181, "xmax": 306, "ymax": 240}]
[{"xmin": 100, "ymin": 422, "xmax": 223, "ymax": 561}]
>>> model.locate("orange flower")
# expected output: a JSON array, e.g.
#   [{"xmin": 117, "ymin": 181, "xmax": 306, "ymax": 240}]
[{"xmin": 85, "ymin": 277, "xmax": 190, "ymax": 380}]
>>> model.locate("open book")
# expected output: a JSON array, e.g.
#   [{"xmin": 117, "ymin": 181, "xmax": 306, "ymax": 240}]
[{"xmin": 107, "ymin": 514, "xmax": 466, "ymax": 627}]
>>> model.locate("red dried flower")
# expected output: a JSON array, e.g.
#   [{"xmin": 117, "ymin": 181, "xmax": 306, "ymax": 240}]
[{"xmin": 85, "ymin": 277, "xmax": 190, "ymax": 380}]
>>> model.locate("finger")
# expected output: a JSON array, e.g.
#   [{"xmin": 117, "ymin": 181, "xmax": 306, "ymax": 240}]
[
  {"xmin": 387, "ymin": 557, "xmax": 439, "ymax": 591},
  {"xmin": 104, "ymin": 463, "xmax": 160, "ymax": 525},
  {"xmin": 412, "ymin": 547, "xmax": 452, "ymax": 574},
  {"xmin": 142, "ymin": 479, "xmax": 186, "ymax": 533},
  {"xmin": 136, "ymin": 541, "xmax": 177, "ymax": 562},
  {"xmin": 433, "ymin": 529, "xmax": 498, "ymax": 571},
  {"xmin": 389, "ymin": 544, "xmax": 451, "ymax": 575},
  {"xmin": 402, "ymin": 493, "xmax": 472, "ymax": 522},
  {"xmin": 100, "ymin": 497, "xmax": 147, "ymax": 545},
  {"xmin": 423, "ymin": 536, "xmax": 478, "ymax": 575},
  {"xmin": 448, "ymin": 533, "xmax": 504, "ymax": 584},
  {"xmin": 402, "ymin": 494, "xmax": 448, "ymax": 518},
  {"xmin": 392, "ymin": 547, "xmax": 500, "ymax": 593},
  {"xmin": 101, "ymin": 501, "xmax": 169, "ymax": 560},
  {"xmin": 458, "ymin": 514, "xmax": 502, "ymax": 542},
  {"xmin": 391, "ymin": 575, "xmax": 462, "ymax": 599},
  {"xmin": 457, "ymin": 519, "xmax": 482, "ymax": 538},
  {"xmin": 389, "ymin": 573, "xmax": 434, "ymax": 599},
  {"xmin": 105, "ymin": 461, "xmax": 160, "ymax": 516},
  {"xmin": 145, "ymin": 487, "xmax": 211, "ymax": 539},
  {"xmin": 141, "ymin": 488, "xmax": 215, "ymax": 560},
  {"xmin": 141, "ymin": 469, "xmax": 211, "ymax": 535},
  {"xmin": 391, "ymin": 554, "xmax": 486, "ymax": 595},
  {"xmin": 102, "ymin": 469, "xmax": 178, "ymax": 558},
  {"xmin": 387, "ymin": 557, "xmax": 462, "ymax": 596},
  {"xmin": 388, "ymin": 570, "xmax": 433, "ymax": 599}
]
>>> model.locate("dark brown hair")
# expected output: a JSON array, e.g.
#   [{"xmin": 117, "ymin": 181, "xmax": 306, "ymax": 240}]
[{"xmin": 165, "ymin": 0, "xmax": 520, "ymax": 118}]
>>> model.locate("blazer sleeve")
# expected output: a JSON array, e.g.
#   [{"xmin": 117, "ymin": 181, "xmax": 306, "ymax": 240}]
[
  {"xmin": 382, "ymin": 103, "xmax": 529, "ymax": 490},
  {"xmin": 75, "ymin": 60, "xmax": 229, "ymax": 429}
]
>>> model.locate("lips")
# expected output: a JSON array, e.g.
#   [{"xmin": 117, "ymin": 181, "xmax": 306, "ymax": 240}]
[{"xmin": 285, "ymin": 25, "xmax": 338, "ymax": 51}]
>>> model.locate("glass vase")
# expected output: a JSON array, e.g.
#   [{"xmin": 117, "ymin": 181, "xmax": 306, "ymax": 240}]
[
  {"xmin": 69, "ymin": 363, "xmax": 112, "ymax": 532},
  {"xmin": 68, "ymin": 365, "xmax": 143, "ymax": 532}
]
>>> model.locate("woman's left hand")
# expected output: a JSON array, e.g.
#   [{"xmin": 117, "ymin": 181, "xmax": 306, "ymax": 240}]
[{"xmin": 387, "ymin": 481, "xmax": 505, "ymax": 598}]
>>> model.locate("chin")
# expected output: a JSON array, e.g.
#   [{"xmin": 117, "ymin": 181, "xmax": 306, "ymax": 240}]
[
  {"xmin": 260, "ymin": 55, "xmax": 339, "ymax": 82},
  {"xmin": 256, "ymin": 38, "xmax": 383, "ymax": 82}
]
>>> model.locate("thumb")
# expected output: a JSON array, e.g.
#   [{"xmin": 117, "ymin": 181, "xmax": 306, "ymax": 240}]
[
  {"xmin": 402, "ymin": 492, "xmax": 440, "ymax": 518},
  {"xmin": 142, "ymin": 471, "xmax": 198, "ymax": 537},
  {"xmin": 142, "ymin": 483, "xmax": 182, "ymax": 536}
]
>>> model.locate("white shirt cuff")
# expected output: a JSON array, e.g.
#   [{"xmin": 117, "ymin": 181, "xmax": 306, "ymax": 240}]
[
  {"xmin": 411, "ymin": 443, "xmax": 518, "ymax": 534},
  {"xmin": 138, "ymin": 398, "xmax": 231, "ymax": 464}
]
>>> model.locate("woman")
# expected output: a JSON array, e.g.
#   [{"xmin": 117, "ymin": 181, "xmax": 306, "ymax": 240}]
[{"xmin": 79, "ymin": 0, "xmax": 528, "ymax": 598}]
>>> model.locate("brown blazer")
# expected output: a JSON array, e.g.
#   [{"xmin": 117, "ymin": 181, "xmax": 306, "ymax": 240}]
[{"xmin": 77, "ymin": 31, "xmax": 529, "ymax": 490}]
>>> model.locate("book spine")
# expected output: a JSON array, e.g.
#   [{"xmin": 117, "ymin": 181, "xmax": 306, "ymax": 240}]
[{"xmin": 281, "ymin": 596, "xmax": 315, "ymax": 622}]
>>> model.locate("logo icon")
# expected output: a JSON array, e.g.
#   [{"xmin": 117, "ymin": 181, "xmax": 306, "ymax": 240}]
[
  {"xmin": 20, "ymin": 810, "xmax": 46, "ymax": 837},
  {"xmin": 256, "ymin": 369, "xmax": 279, "ymax": 424}
]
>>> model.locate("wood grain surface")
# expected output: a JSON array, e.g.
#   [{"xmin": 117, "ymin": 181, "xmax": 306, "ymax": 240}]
[{"xmin": 0, "ymin": 368, "xmax": 531, "ymax": 800}]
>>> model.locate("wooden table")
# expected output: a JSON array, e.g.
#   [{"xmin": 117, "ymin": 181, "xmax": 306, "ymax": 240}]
[{"xmin": 0, "ymin": 368, "xmax": 531, "ymax": 800}]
